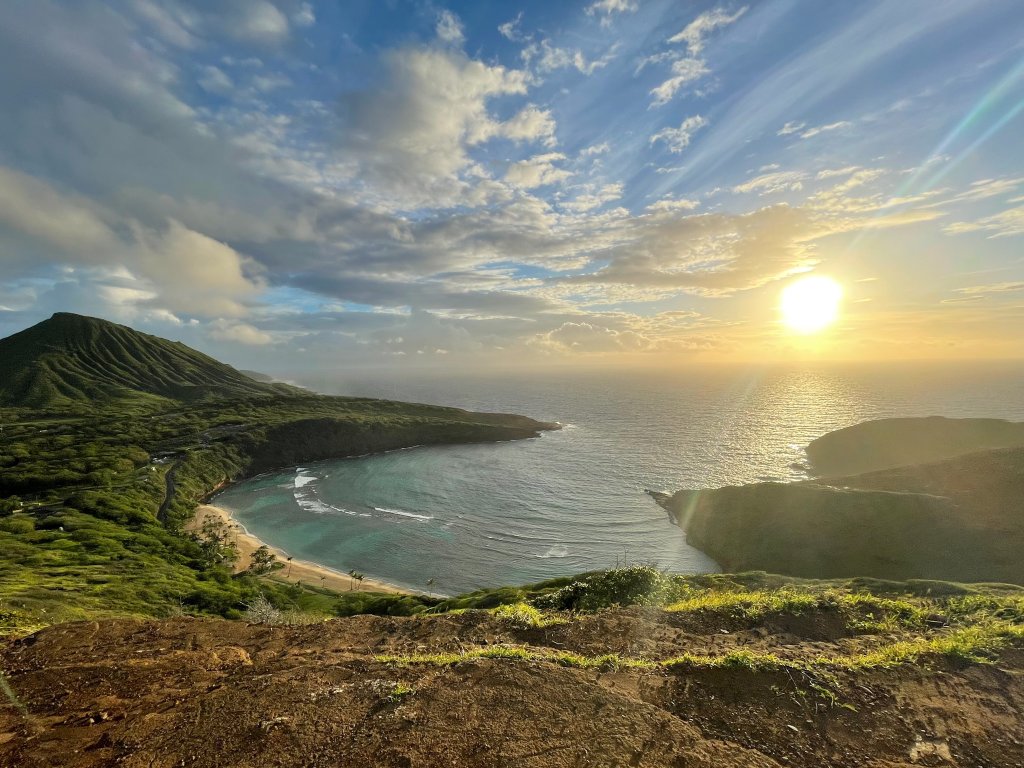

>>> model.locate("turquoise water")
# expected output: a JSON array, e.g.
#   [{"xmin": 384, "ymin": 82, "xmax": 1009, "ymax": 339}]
[{"xmin": 214, "ymin": 362, "xmax": 1024, "ymax": 594}]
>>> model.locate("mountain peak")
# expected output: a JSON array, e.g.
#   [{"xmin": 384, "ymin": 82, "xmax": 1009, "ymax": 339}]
[{"xmin": 0, "ymin": 313, "xmax": 289, "ymax": 409}]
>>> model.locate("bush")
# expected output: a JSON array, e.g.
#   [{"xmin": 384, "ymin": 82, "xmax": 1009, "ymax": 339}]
[
  {"xmin": 0, "ymin": 516, "xmax": 35, "ymax": 535},
  {"xmin": 493, "ymin": 602, "xmax": 546, "ymax": 629},
  {"xmin": 534, "ymin": 566, "xmax": 687, "ymax": 611}
]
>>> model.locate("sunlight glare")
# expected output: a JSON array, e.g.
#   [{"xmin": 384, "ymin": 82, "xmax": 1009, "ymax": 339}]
[{"xmin": 780, "ymin": 276, "xmax": 843, "ymax": 334}]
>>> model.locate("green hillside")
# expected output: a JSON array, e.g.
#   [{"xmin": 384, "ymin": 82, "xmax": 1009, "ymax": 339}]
[
  {"xmin": 0, "ymin": 313, "xmax": 296, "ymax": 409},
  {"xmin": 0, "ymin": 314, "xmax": 556, "ymax": 634}
]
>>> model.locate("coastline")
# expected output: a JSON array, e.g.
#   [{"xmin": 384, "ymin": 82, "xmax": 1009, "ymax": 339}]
[{"xmin": 187, "ymin": 504, "xmax": 411, "ymax": 595}]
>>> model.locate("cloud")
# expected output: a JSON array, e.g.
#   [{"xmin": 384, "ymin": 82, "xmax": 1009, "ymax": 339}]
[
  {"xmin": 667, "ymin": 7, "xmax": 748, "ymax": 56},
  {"xmin": 505, "ymin": 153, "xmax": 573, "ymax": 188},
  {"xmin": 816, "ymin": 166, "xmax": 861, "ymax": 180},
  {"xmin": 648, "ymin": 58, "xmax": 710, "ymax": 107},
  {"xmin": 944, "ymin": 205, "xmax": 1024, "ymax": 238},
  {"xmin": 528, "ymin": 40, "xmax": 619, "ymax": 76},
  {"xmin": 502, "ymin": 105, "xmax": 557, "ymax": 146},
  {"xmin": 529, "ymin": 321, "xmax": 652, "ymax": 354},
  {"xmin": 336, "ymin": 46, "xmax": 536, "ymax": 206},
  {"xmin": 558, "ymin": 204, "xmax": 822, "ymax": 296},
  {"xmin": 644, "ymin": 6, "xmax": 746, "ymax": 107},
  {"xmin": 209, "ymin": 319, "xmax": 275, "ymax": 345},
  {"xmin": 436, "ymin": 10, "xmax": 465, "ymax": 45},
  {"xmin": 498, "ymin": 13, "xmax": 525, "ymax": 41},
  {"xmin": 732, "ymin": 171, "xmax": 806, "ymax": 195},
  {"xmin": 0, "ymin": 166, "xmax": 262, "ymax": 317},
  {"xmin": 293, "ymin": 2, "xmax": 315, "ymax": 28},
  {"xmin": 580, "ymin": 142, "xmax": 610, "ymax": 157},
  {"xmin": 198, "ymin": 65, "xmax": 234, "ymax": 95},
  {"xmin": 777, "ymin": 121, "xmax": 806, "ymax": 136},
  {"xmin": 227, "ymin": 1, "xmax": 291, "ymax": 44},
  {"xmin": 561, "ymin": 183, "xmax": 623, "ymax": 213},
  {"xmin": 586, "ymin": 0, "xmax": 638, "ymax": 26},
  {"xmin": 0, "ymin": 0, "xmax": 1014, "ymax": 362},
  {"xmin": 798, "ymin": 120, "xmax": 852, "ymax": 139},
  {"xmin": 650, "ymin": 115, "xmax": 709, "ymax": 153},
  {"xmin": 954, "ymin": 282, "xmax": 1024, "ymax": 295},
  {"xmin": 646, "ymin": 197, "xmax": 700, "ymax": 212},
  {"xmin": 946, "ymin": 177, "xmax": 1024, "ymax": 204}
]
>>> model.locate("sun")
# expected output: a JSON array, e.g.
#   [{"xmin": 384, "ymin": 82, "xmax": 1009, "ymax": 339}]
[{"xmin": 780, "ymin": 276, "xmax": 843, "ymax": 334}]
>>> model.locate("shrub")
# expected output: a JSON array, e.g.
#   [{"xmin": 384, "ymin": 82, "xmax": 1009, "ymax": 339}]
[
  {"xmin": 244, "ymin": 593, "xmax": 283, "ymax": 624},
  {"xmin": 0, "ymin": 516, "xmax": 35, "ymax": 535},
  {"xmin": 493, "ymin": 602, "xmax": 546, "ymax": 629},
  {"xmin": 534, "ymin": 566, "xmax": 687, "ymax": 611}
]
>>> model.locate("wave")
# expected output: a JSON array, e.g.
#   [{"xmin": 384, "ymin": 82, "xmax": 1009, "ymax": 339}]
[
  {"xmin": 295, "ymin": 494, "xmax": 354, "ymax": 516},
  {"xmin": 294, "ymin": 472, "xmax": 316, "ymax": 489},
  {"xmin": 373, "ymin": 506, "xmax": 433, "ymax": 521},
  {"xmin": 535, "ymin": 544, "xmax": 569, "ymax": 559}
]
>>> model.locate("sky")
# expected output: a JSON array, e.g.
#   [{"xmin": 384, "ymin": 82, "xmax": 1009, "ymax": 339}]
[{"xmin": 1, "ymin": 0, "xmax": 1023, "ymax": 372}]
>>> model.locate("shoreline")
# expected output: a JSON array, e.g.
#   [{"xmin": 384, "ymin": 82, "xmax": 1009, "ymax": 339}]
[{"xmin": 187, "ymin": 504, "xmax": 412, "ymax": 595}]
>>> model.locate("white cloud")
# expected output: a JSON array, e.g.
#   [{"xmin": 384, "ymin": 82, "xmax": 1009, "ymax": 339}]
[
  {"xmin": 586, "ymin": 0, "xmax": 638, "ymax": 26},
  {"xmin": 648, "ymin": 58, "xmax": 710, "ymax": 106},
  {"xmin": 527, "ymin": 40, "xmax": 619, "ymax": 76},
  {"xmin": 530, "ymin": 321, "xmax": 652, "ymax": 354},
  {"xmin": 953, "ymin": 282, "xmax": 1024, "ymax": 295},
  {"xmin": 561, "ymin": 183, "xmax": 623, "ymax": 213},
  {"xmin": 799, "ymin": 120, "xmax": 852, "ymax": 139},
  {"xmin": 816, "ymin": 166, "xmax": 861, "ymax": 179},
  {"xmin": 293, "ymin": 2, "xmax": 315, "ymax": 27},
  {"xmin": 231, "ymin": 1, "xmax": 291, "ymax": 44},
  {"xmin": 505, "ymin": 153, "xmax": 572, "ymax": 188},
  {"xmin": 337, "ymin": 47, "xmax": 535, "ymax": 206},
  {"xmin": 502, "ymin": 105, "xmax": 557, "ymax": 146},
  {"xmin": 732, "ymin": 170, "xmax": 806, "ymax": 195},
  {"xmin": 209, "ymin": 319, "xmax": 274, "ymax": 345},
  {"xmin": 498, "ymin": 12, "xmax": 525, "ymax": 41},
  {"xmin": 944, "ymin": 205, "xmax": 1024, "ymax": 238},
  {"xmin": 436, "ymin": 10, "xmax": 465, "ymax": 45},
  {"xmin": 948, "ymin": 177, "xmax": 1024, "ymax": 203},
  {"xmin": 198, "ymin": 65, "xmax": 233, "ymax": 95},
  {"xmin": 645, "ymin": 7, "xmax": 746, "ymax": 106},
  {"xmin": 0, "ymin": 166, "xmax": 262, "ymax": 317},
  {"xmin": 580, "ymin": 142, "xmax": 610, "ymax": 157},
  {"xmin": 251, "ymin": 72, "xmax": 291, "ymax": 92},
  {"xmin": 667, "ymin": 7, "xmax": 748, "ymax": 56},
  {"xmin": 650, "ymin": 115, "xmax": 708, "ymax": 153},
  {"xmin": 777, "ymin": 121, "xmax": 806, "ymax": 136},
  {"xmin": 646, "ymin": 197, "xmax": 700, "ymax": 213}
]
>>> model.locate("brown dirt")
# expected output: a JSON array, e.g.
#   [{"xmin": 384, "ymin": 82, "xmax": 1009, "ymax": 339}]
[{"xmin": 1, "ymin": 609, "xmax": 1022, "ymax": 767}]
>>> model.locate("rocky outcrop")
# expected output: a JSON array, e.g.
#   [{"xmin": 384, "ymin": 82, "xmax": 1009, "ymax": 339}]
[
  {"xmin": 655, "ymin": 430, "xmax": 1024, "ymax": 584},
  {"xmin": 805, "ymin": 416, "xmax": 1024, "ymax": 476}
]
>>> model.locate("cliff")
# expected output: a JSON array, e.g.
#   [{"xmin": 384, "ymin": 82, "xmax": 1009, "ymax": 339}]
[{"xmin": 655, "ymin": 419, "xmax": 1024, "ymax": 584}]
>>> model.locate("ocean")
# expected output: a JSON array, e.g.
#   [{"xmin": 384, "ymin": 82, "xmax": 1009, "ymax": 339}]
[{"xmin": 213, "ymin": 362, "xmax": 1024, "ymax": 595}]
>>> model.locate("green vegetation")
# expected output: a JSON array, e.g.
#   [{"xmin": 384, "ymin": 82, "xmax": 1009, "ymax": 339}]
[
  {"xmin": 0, "ymin": 313, "xmax": 551, "ymax": 635},
  {"xmin": 492, "ymin": 601, "xmax": 564, "ymax": 629},
  {"xmin": 376, "ymin": 621, "xmax": 1024, "ymax": 674},
  {"xmin": 388, "ymin": 682, "xmax": 416, "ymax": 702}
]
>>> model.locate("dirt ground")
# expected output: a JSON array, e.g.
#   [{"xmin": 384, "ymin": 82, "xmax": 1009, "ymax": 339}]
[{"xmin": 1, "ymin": 607, "xmax": 1022, "ymax": 767}]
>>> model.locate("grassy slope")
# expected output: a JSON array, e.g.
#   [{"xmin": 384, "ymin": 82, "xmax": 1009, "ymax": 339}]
[
  {"xmin": 0, "ymin": 312, "xmax": 296, "ymax": 409},
  {"xmin": 0, "ymin": 315, "xmax": 556, "ymax": 634},
  {"xmin": 805, "ymin": 415, "xmax": 1024, "ymax": 476},
  {"xmin": 657, "ymin": 445, "xmax": 1024, "ymax": 584}
]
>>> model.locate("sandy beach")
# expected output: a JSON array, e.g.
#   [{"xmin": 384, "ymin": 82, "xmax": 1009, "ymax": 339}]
[{"xmin": 187, "ymin": 504, "xmax": 410, "ymax": 594}]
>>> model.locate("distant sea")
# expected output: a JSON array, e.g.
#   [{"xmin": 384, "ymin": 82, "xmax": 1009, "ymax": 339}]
[{"xmin": 214, "ymin": 362, "xmax": 1024, "ymax": 595}]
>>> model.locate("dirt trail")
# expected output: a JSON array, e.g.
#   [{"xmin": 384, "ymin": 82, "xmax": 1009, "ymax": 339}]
[{"xmin": 1, "ymin": 609, "xmax": 1022, "ymax": 767}]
